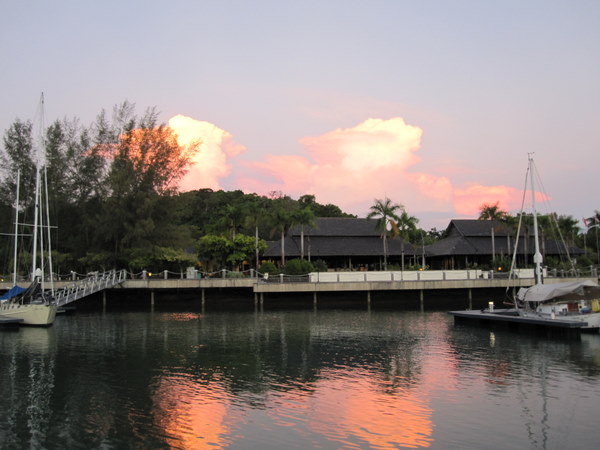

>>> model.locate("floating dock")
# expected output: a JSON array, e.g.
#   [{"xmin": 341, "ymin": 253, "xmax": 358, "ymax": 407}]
[{"xmin": 448, "ymin": 309, "xmax": 588, "ymax": 338}]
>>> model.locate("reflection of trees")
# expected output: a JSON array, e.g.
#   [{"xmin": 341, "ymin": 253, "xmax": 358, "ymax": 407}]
[{"xmin": 0, "ymin": 328, "xmax": 56, "ymax": 448}]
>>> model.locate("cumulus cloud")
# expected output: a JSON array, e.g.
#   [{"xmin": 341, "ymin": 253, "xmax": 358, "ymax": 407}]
[
  {"xmin": 240, "ymin": 117, "xmax": 465, "ymax": 218},
  {"xmin": 170, "ymin": 114, "xmax": 532, "ymax": 227},
  {"xmin": 168, "ymin": 114, "xmax": 245, "ymax": 191}
]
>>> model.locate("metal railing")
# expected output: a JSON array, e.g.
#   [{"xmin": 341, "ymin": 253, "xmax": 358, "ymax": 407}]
[{"xmin": 54, "ymin": 269, "xmax": 127, "ymax": 306}]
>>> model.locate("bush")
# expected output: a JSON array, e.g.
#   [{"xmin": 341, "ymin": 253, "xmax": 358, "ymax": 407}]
[
  {"xmin": 313, "ymin": 259, "xmax": 328, "ymax": 272},
  {"xmin": 259, "ymin": 261, "xmax": 279, "ymax": 276},
  {"xmin": 283, "ymin": 259, "xmax": 315, "ymax": 275}
]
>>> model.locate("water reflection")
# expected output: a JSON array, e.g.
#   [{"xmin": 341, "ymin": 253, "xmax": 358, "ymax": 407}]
[
  {"xmin": 153, "ymin": 374, "xmax": 235, "ymax": 448},
  {"xmin": 1, "ymin": 310, "xmax": 600, "ymax": 449}
]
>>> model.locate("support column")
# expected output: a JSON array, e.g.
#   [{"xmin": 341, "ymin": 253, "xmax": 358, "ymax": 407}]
[
  {"xmin": 468, "ymin": 288, "xmax": 472, "ymax": 310},
  {"xmin": 150, "ymin": 290, "xmax": 155, "ymax": 308},
  {"xmin": 201, "ymin": 288, "xmax": 205, "ymax": 307},
  {"xmin": 419, "ymin": 290, "xmax": 424, "ymax": 312},
  {"xmin": 313, "ymin": 292, "xmax": 317, "ymax": 307},
  {"xmin": 102, "ymin": 290, "xmax": 107, "ymax": 309}
]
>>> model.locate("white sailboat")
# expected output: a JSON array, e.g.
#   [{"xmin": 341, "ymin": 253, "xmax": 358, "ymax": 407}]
[
  {"xmin": 514, "ymin": 154, "xmax": 600, "ymax": 330},
  {"xmin": 0, "ymin": 95, "xmax": 57, "ymax": 326}
]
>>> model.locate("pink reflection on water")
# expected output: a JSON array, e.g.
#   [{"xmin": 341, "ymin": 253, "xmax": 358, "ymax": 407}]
[{"xmin": 152, "ymin": 374, "xmax": 237, "ymax": 449}]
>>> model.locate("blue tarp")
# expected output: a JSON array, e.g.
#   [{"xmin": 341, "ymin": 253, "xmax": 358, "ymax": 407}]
[{"xmin": 0, "ymin": 285, "xmax": 27, "ymax": 300}]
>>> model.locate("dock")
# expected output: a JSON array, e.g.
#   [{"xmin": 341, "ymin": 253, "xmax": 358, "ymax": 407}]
[{"xmin": 448, "ymin": 309, "xmax": 588, "ymax": 338}]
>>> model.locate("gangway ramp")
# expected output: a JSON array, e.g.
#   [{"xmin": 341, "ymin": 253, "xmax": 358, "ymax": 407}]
[{"xmin": 54, "ymin": 269, "xmax": 127, "ymax": 307}]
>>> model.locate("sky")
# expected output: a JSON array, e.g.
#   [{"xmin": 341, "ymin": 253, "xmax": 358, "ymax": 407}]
[{"xmin": 1, "ymin": 0, "xmax": 599, "ymax": 230}]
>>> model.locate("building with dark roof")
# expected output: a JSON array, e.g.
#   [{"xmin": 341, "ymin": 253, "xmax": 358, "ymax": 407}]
[
  {"xmin": 425, "ymin": 219, "xmax": 583, "ymax": 270},
  {"xmin": 263, "ymin": 217, "xmax": 416, "ymax": 270}
]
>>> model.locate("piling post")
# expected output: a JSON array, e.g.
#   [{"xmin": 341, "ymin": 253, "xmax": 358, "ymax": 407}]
[
  {"xmin": 102, "ymin": 290, "xmax": 107, "ymax": 308},
  {"xmin": 150, "ymin": 289, "xmax": 155, "ymax": 306},
  {"xmin": 201, "ymin": 288, "xmax": 205, "ymax": 307},
  {"xmin": 419, "ymin": 290, "xmax": 424, "ymax": 312},
  {"xmin": 313, "ymin": 292, "xmax": 317, "ymax": 307},
  {"xmin": 468, "ymin": 288, "xmax": 472, "ymax": 309}
]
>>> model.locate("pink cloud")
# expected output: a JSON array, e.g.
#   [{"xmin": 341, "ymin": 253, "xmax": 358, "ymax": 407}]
[
  {"xmin": 240, "ymin": 117, "xmax": 464, "ymax": 217},
  {"xmin": 170, "ymin": 114, "xmax": 539, "ymax": 226},
  {"xmin": 168, "ymin": 114, "xmax": 245, "ymax": 191}
]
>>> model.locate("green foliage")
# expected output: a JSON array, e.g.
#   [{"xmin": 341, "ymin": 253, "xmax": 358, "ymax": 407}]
[
  {"xmin": 197, "ymin": 235, "xmax": 232, "ymax": 272},
  {"xmin": 282, "ymin": 258, "xmax": 315, "ymax": 275},
  {"xmin": 312, "ymin": 259, "xmax": 328, "ymax": 272},
  {"xmin": 259, "ymin": 261, "xmax": 279, "ymax": 276},
  {"xmin": 491, "ymin": 255, "xmax": 512, "ymax": 272}
]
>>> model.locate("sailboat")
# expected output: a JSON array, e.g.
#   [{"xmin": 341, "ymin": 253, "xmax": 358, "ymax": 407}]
[
  {"xmin": 513, "ymin": 155, "xmax": 600, "ymax": 330},
  {"xmin": 0, "ymin": 95, "xmax": 57, "ymax": 326}
]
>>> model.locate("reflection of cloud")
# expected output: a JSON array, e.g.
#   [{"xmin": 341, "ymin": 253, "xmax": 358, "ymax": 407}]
[
  {"xmin": 168, "ymin": 114, "xmax": 245, "ymax": 191},
  {"xmin": 266, "ymin": 369, "xmax": 434, "ymax": 448},
  {"xmin": 152, "ymin": 374, "xmax": 235, "ymax": 448}
]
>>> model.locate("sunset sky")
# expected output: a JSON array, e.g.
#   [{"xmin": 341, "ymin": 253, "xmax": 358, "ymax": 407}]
[{"xmin": 1, "ymin": 1, "xmax": 599, "ymax": 230}]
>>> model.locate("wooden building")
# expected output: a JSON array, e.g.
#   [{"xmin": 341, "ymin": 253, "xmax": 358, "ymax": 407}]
[
  {"xmin": 425, "ymin": 219, "xmax": 583, "ymax": 270},
  {"xmin": 263, "ymin": 217, "xmax": 416, "ymax": 270}
]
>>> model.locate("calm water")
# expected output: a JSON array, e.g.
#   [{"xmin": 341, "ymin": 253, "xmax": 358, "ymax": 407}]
[{"xmin": 2, "ymin": 303, "xmax": 600, "ymax": 449}]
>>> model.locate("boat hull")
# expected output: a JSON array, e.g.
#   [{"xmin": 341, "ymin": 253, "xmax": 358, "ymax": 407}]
[
  {"xmin": 0, "ymin": 302, "xmax": 57, "ymax": 326},
  {"xmin": 520, "ymin": 309, "xmax": 600, "ymax": 330}
]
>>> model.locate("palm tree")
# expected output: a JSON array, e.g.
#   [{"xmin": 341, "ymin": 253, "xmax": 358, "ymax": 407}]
[
  {"xmin": 245, "ymin": 195, "xmax": 268, "ymax": 271},
  {"xmin": 367, "ymin": 197, "xmax": 402, "ymax": 270},
  {"xmin": 394, "ymin": 209, "xmax": 419, "ymax": 271},
  {"xmin": 478, "ymin": 202, "xmax": 509, "ymax": 221},
  {"xmin": 293, "ymin": 206, "xmax": 316, "ymax": 260},
  {"xmin": 270, "ymin": 202, "xmax": 296, "ymax": 267}
]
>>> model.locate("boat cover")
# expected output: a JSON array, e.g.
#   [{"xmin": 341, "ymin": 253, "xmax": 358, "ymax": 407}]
[
  {"xmin": 517, "ymin": 280, "xmax": 600, "ymax": 302},
  {"xmin": 0, "ymin": 285, "xmax": 27, "ymax": 300}
]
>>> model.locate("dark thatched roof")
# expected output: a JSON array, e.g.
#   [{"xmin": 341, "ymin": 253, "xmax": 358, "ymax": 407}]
[{"xmin": 264, "ymin": 218, "xmax": 414, "ymax": 258}]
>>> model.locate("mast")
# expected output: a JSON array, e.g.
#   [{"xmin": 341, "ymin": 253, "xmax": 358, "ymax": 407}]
[
  {"xmin": 44, "ymin": 166, "xmax": 54, "ymax": 294},
  {"xmin": 529, "ymin": 153, "xmax": 543, "ymax": 284},
  {"xmin": 31, "ymin": 92, "xmax": 46, "ymax": 285},
  {"xmin": 31, "ymin": 164, "xmax": 41, "ymax": 282},
  {"xmin": 12, "ymin": 170, "xmax": 20, "ymax": 286}
]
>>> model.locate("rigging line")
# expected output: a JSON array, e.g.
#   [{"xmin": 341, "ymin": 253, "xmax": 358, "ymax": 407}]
[
  {"xmin": 507, "ymin": 161, "xmax": 530, "ymax": 303},
  {"xmin": 529, "ymin": 158, "xmax": 576, "ymax": 270}
]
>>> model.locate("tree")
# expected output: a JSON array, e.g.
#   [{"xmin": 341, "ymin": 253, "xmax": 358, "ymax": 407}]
[
  {"xmin": 197, "ymin": 235, "xmax": 231, "ymax": 272},
  {"xmin": 227, "ymin": 234, "xmax": 267, "ymax": 270},
  {"xmin": 97, "ymin": 111, "xmax": 199, "ymax": 263},
  {"xmin": 391, "ymin": 209, "xmax": 419, "ymax": 271},
  {"xmin": 0, "ymin": 120, "xmax": 36, "ymax": 206},
  {"xmin": 478, "ymin": 202, "xmax": 509, "ymax": 221},
  {"xmin": 244, "ymin": 194, "xmax": 269, "ymax": 270},
  {"xmin": 265, "ymin": 194, "xmax": 298, "ymax": 266},
  {"xmin": 293, "ymin": 206, "xmax": 316, "ymax": 260},
  {"xmin": 367, "ymin": 197, "xmax": 402, "ymax": 270}
]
